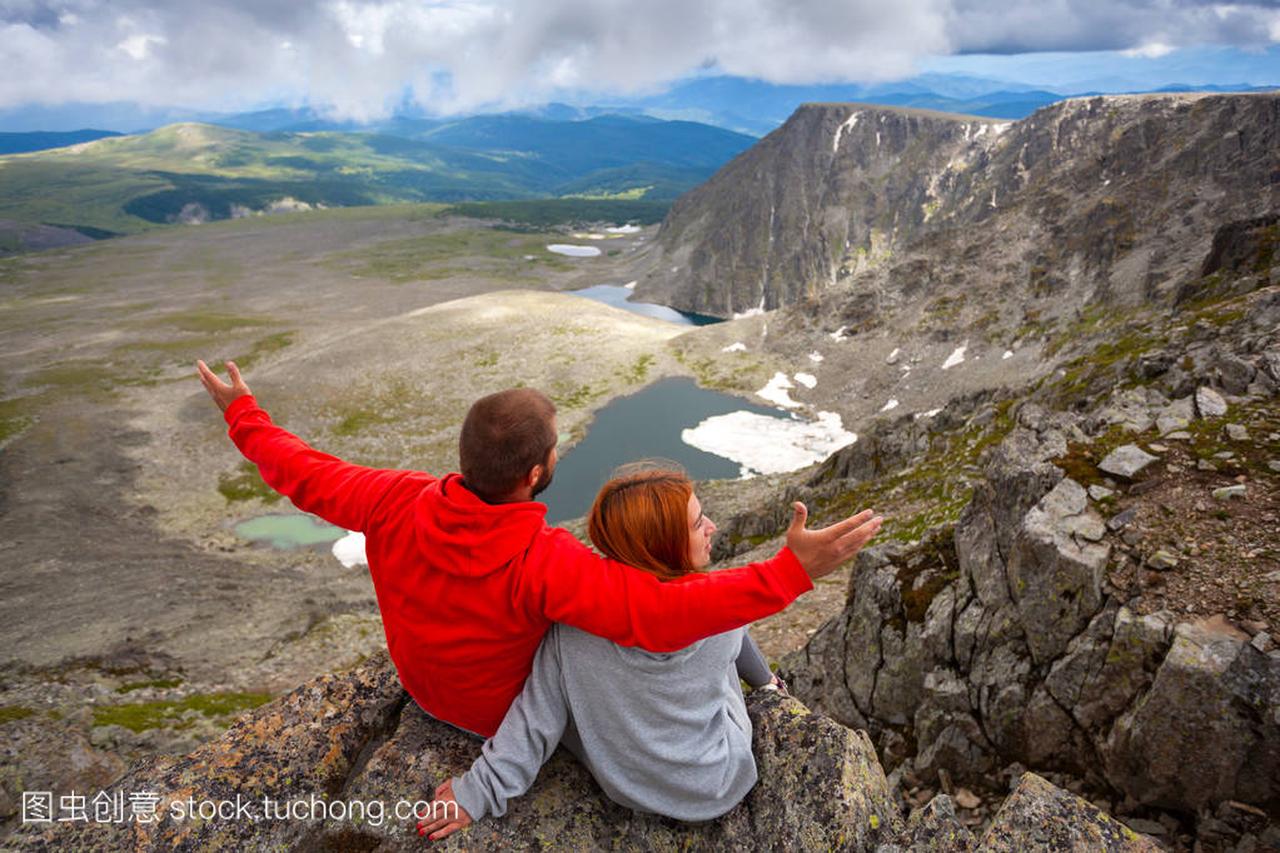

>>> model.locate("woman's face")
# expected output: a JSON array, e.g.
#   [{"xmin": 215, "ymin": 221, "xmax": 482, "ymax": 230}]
[{"xmin": 686, "ymin": 493, "xmax": 717, "ymax": 570}]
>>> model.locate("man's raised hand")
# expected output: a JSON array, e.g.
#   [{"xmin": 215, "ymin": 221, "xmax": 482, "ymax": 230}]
[
  {"xmin": 785, "ymin": 502, "xmax": 882, "ymax": 580},
  {"xmin": 196, "ymin": 360, "xmax": 252, "ymax": 413}
]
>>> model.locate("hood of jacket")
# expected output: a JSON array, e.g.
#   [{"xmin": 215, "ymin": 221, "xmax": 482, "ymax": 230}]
[{"xmin": 413, "ymin": 472, "xmax": 548, "ymax": 577}]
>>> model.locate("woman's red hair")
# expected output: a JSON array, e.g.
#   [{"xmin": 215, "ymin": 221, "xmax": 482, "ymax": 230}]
[{"xmin": 588, "ymin": 466, "xmax": 700, "ymax": 581}]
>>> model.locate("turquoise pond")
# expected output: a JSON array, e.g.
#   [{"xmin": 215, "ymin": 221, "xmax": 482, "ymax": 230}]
[{"xmin": 234, "ymin": 513, "xmax": 344, "ymax": 549}]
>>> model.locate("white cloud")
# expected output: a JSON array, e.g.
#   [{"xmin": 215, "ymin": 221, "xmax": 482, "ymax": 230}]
[
  {"xmin": 117, "ymin": 33, "xmax": 165, "ymax": 60},
  {"xmin": 1122, "ymin": 41, "xmax": 1175, "ymax": 58},
  {"xmin": 0, "ymin": 0, "xmax": 1276, "ymax": 117}
]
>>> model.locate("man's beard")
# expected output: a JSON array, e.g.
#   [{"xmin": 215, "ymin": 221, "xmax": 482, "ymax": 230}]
[{"xmin": 531, "ymin": 465, "xmax": 554, "ymax": 498}]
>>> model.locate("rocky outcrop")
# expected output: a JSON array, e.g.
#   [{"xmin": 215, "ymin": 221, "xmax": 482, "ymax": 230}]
[
  {"xmin": 639, "ymin": 93, "xmax": 1277, "ymax": 319},
  {"xmin": 779, "ymin": 387, "xmax": 1280, "ymax": 826},
  {"xmin": 8, "ymin": 652, "xmax": 1165, "ymax": 852},
  {"xmin": 9, "ymin": 652, "xmax": 906, "ymax": 851}
]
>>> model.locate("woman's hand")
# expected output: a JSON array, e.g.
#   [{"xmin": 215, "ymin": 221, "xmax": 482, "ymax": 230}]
[{"xmin": 416, "ymin": 779, "xmax": 473, "ymax": 841}]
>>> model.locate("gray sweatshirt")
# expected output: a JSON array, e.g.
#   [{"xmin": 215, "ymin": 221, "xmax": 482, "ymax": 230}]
[{"xmin": 451, "ymin": 623, "xmax": 758, "ymax": 823}]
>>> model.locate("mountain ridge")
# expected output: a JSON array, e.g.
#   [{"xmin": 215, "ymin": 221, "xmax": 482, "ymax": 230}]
[{"xmin": 636, "ymin": 91, "xmax": 1277, "ymax": 319}]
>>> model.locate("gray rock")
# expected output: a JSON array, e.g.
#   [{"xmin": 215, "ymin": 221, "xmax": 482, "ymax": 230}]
[
  {"xmin": 1196, "ymin": 386, "xmax": 1229, "ymax": 418},
  {"xmin": 1164, "ymin": 430, "xmax": 1191, "ymax": 440},
  {"xmin": 1107, "ymin": 507, "xmax": 1138, "ymax": 532},
  {"xmin": 901, "ymin": 794, "xmax": 976, "ymax": 852},
  {"xmin": 1122, "ymin": 818, "xmax": 1167, "ymax": 836},
  {"xmin": 976, "ymin": 772, "xmax": 1161, "ymax": 851},
  {"xmin": 1102, "ymin": 619, "xmax": 1280, "ymax": 813},
  {"xmin": 1268, "ymin": 460, "xmax": 1280, "ymax": 473},
  {"xmin": 1093, "ymin": 389, "xmax": 1156, "ymax": 434},
  {"xmin": 1212, "ymin": 484, "xmax": 1247, "ymax": 501},
  {"xmin": 1155, "ymin": 398, "xmax": 1194, "ymax": 437},
  {"xmin": 1006, "ymin": 479, "xmax": 1110, "ymax": 663},
  {"xmin": 778, "ymin": 608, "xmax": 866, "ymax": 730},
  {"xmin": 1263, "ymin": 351, "xmax": 1280, "ymax": 384},
  {"xmin": 913, "ymin": 670, "xmax": 997, "ymax": 783},
  {"xmin": 1146, "ymin": 550, "xmax": 1179, "ymax": 570},
  {"xmin": 1215, "ymin": 354, "xmax": 1256, "ymax": 395},
  {"xmin": 1099, "ymin": 445, "xmax": 1159, "ymax": 480},
  {"xmin": 1088, "ymin": 485, "xmax": 1115, "ymax": 501},
  {"xmin": 1225, "ymin": 423, "xmax": 1250, "ymax": 441},
  {"xmin": 1073, "ymin": 609, "xmax": 1173, "ymax": 732},
  {"xmin": 1198, "ymin": 459, "xmax": 1219, "ymax": 472},
  {"xmin": 1213, "ymin": 450, "xmax": 1236, "ymax": 460}
]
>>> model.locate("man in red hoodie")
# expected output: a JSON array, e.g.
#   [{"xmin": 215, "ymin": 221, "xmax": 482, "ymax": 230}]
[{"xmin": 198, "ymin": 360, "xmax": 882, "ymax": 737}]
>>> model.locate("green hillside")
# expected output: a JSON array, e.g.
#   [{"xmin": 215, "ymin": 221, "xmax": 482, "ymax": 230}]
[{"xmin": 0, "ymin": 116, "xmax": 754, "ymax": 242}]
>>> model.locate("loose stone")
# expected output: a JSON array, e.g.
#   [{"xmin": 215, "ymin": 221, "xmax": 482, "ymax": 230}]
[
  {"xmin": 1099, "ymin": 444, "xmax": 1159, "ymax": 480},
  {"xmin": 1196, "ymin": 386, "xmax": 1228, "ymax": 418},
  {"xmin": 1212, "ymin": 485, "xmax": 1247, "ymax": 501},
  {"xmin": 1225, "ymin": 424, "xmax": 1249, "ymax": 441}
]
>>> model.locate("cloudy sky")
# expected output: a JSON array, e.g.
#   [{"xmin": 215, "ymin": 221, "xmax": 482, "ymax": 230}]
[{"xmin": 1, "ymin": 0, "xmax": 1277, "ymax": 120}]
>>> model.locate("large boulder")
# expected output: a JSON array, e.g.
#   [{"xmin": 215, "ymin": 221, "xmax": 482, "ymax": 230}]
[
  {"xmin": 975, "ymin": 772, "xmax": 1160, "ymax": 852},
  {"xmin": 1103, "ymin": 618, "xmax": 1280, "ymax": 814},
  {"xmin": 1005, "ymin": 477, "xmax": 1110, "ymax": 664}
]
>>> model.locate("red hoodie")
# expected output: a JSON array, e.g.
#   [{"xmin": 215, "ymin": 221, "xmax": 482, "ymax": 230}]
[{"xmin": 224, "ymin": 396, "xmax": 812, "ymax": 737}]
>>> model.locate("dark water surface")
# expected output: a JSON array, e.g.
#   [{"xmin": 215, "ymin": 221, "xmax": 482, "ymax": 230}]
[{"xmin": 539, "ymin": 377, "xmax": 787, "ymax": 523}]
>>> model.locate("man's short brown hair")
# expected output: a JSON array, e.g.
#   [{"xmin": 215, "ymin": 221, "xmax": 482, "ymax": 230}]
[{"xmin": 460, "ymin": 388, "xmax": 557, "ymax": 502}]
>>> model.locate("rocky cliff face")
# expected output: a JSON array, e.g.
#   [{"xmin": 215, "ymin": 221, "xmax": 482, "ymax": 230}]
[
  {"xmin": 762, "ymin": 279, "xmax": 1280, "ymax": 848},
  {"xmin": 638, "ymin": 93, "xmax": 1277, "ymax": 319},
  {"xmin": 9, "ymin": 652, "xmax": 1162, "ymax": 852}
]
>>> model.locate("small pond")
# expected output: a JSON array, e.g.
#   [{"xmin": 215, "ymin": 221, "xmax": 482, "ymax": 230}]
[
  {"xmin": 539, "ymin": 377, "xmax": 790, "ymax": 523},
  {"xmin": 234, "ymin": 513, "xmax": 344, "ymax": 549},
  {"xmin": 570, "ymin": 284, "xmax": 722, "ymax": 326}
]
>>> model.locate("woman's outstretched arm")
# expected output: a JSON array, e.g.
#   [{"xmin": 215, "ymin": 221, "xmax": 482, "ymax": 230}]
[{"xmin": 420, "ymin": 627, "xmax": 570, "ymax": 840}]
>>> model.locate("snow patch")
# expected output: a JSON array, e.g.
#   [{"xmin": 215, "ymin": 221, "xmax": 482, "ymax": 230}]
[
  {"xmin": 722, "ymin": 342, "xmax": 747, "ymax": 353},
  {"xmin": 605, "ymin": 224, "xmax": 641, "ymax": 234},
  {"xmin": 880, "ymin": 399, "xmax": 899, "ymax": 412},
  {"xmin": 682, "ymin": 411, "xmax": 856, "ymax": 476},
  {"xmin": 914, "ymin": 408, "xmax": 942, "ymax": 420},
  {"xmin": 733, "ymin": 293, "xmax": 767, "ymax": 320},
  {"xmin": 1002, "ymin": 350, "xmax": 1013, "ymax": 360},
  {"xmin": 808, "ymin": 351, "xmax": 824, "ymax": 363},
  {"xmin": 832, "ymin": 111, "xmax": 862, "ymax": 152},
  {"xmin": 829, "ymin": 326, "xmax": 848, "ymax": 341},
  {"xmin": 757, "ymin": 372, "xmax": 801, "ymax": 408},
  {"xmin": 547, "ymin": 244, "xmax": 601, "ymax": 257},
  {"xmin": 794, "ymin": 373, "xmax": 817, "ymax": 389},
  {"xmin": 623, "ymin": 280, "xmax": 637, "ymax": 290},
  {"xmin": 942, "ymin": 344, "xmax": 968, "ymax": 370},
  {"xmin": 332, "ymin": 531, "xmax": 367, "ymax": 568}
]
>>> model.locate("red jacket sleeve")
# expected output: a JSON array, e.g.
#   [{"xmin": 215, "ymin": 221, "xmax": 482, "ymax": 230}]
[
  {"xmin": 529, "ymin": 529, "xmax": 813, "ymax": 652},
  {"xmin": 223, "ymin": 395, "xmax": 410, "ymax": 533}
]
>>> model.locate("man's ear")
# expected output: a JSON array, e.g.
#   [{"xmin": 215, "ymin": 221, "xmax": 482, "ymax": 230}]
[{"xmin": 525, "ymin": 464, "xmax": 544, "ymax": 490}]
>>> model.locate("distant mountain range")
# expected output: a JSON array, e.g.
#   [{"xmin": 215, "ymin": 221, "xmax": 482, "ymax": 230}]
[
  {"xmin": 0, "ymin": 114, "xmax": 754, "ymax": 240},
  {"xmin": 0, "ymin": 129, "xmax": 123, "ymax": 155},
  {"xmin": 2, "ymin": 72, "xmax": 1273, "ymax": 142}
]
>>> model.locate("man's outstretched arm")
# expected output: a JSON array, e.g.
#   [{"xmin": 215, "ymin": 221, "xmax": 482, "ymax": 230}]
[
  {"xmin": 197, "ymin": 360, "xmax": 408, "ymax": 533},
  {"xmin": 533, "ymin": 503, "xmax": 882, "ymax": 653}
]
